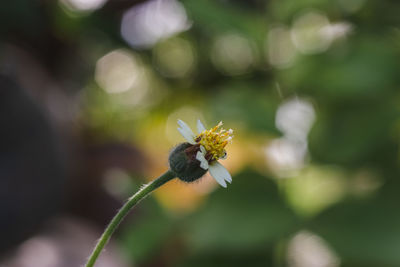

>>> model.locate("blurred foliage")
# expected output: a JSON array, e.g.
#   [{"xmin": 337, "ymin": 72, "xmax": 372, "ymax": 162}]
[
  {"xmin": 310, "ymin": 193, "xmax": 400, "ymax": 267},
  {"xmin": 120, "ymin": 197, "xmax": 173, "ymax": 263},
  {"xmin": 186, "ymin": 170, "xmax": 299, "ymax": 253},
  {"xmin": 2, "ymin": 0, "xmax": 400, "ymax": 266}
]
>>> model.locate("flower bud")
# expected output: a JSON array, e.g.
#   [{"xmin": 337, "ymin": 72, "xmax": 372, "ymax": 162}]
[{"xmin": 168, "ymin": 143, "xmax": 207, "ymax": 183}]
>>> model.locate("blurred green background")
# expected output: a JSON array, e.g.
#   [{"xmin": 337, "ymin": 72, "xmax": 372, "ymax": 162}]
[{"xmin": 1, "ymin": 0, "xmax": 400, "ymax": 266}]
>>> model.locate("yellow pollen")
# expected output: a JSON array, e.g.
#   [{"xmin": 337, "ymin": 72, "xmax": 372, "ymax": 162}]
[{"xmin": 196, "ymin": 122, "xmax": 233, "ymax": 160}]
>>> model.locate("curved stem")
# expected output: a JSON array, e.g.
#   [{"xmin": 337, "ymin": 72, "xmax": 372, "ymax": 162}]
[{"xmin": 85, "ymin": 170, "xmax": 176, "ymax": 267}]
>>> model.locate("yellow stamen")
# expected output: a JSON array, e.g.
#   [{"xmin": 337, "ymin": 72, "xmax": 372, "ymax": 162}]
[{"xmin": 196, "ymin": 122, "xmax": 233, "ymax": 160}]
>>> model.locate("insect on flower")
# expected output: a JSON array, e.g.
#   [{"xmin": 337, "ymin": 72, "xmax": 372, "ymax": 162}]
[{"xmin": 176, "ymin": 119, "xmax": 234, "ymax": 187}]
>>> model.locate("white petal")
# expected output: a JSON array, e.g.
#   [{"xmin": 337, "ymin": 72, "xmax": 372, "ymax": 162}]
[
  {"xmin": 200, "ymin": 145, "xmax": 207, "ymax": 154},
  {"xmin": 178, "ymin": 128, "xmax": 196, "ymax": 144},
  {"xmin": 197, "ymin": 119, "xmax": 206, "ymax": 134},
  {"xmin": 177, "ymin": 119, "xmax": 196, "ymax": 144},
  {"xmin": 211, "ymin": 161, "xmax": 232, "ymax": 183},
  {"xmin": 209, "ymin": 161, "xmax": 232, "ymax": 187},
  {"xmin": 196, "ymin": 151, "xmax": 209, "ymax": 170},
  {"xmin": 178, "ymin": 120, "xmax": 195, "ymax": 136}
]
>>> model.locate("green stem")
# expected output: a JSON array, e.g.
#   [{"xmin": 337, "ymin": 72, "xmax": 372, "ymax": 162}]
[{"xmin": 85, "ymin": 170, "xmax": 176, "ymax": 267}]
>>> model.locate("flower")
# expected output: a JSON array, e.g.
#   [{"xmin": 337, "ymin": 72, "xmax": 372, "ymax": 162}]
[{"xmin": 176, "ymin": 119, "xmax": 233, "ymax": 187}]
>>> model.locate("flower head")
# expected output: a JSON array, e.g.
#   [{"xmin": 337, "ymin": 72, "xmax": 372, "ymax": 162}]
[
  {"xmin": 196, "ymin": 121, "xmax": 233, "ymax": 160},
  {"xmin": 173, "ymin": 119, "xmax": 233, "ymax": 188}
]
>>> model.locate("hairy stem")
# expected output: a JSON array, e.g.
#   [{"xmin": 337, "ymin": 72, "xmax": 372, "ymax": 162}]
[{"xmin": 85, "ymin": 170, "xmax": 176, "ymax": 267}]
